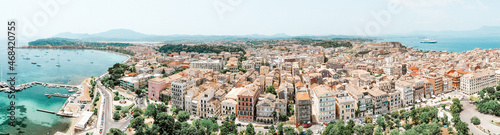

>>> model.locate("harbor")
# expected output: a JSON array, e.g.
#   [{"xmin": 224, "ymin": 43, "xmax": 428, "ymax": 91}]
[{"xmin": 0, "ymin": 81, "xmax": 80, "ymax": 92}]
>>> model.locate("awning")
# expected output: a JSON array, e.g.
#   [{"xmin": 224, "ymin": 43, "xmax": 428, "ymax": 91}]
[
  {"xmin": 422, "ymin": 98, "xmax": 427, "ymax": 102},
  {"xmin": 416, "ymin": 99, "xmax": 421, "ymax": 103}
]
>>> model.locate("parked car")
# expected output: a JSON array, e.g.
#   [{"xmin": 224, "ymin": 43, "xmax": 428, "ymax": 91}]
[{"xmin": 236, "ymin": 123, "xmax": 241, "ymax": 126}]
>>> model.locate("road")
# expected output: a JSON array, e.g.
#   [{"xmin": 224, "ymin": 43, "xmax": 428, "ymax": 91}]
[
  {"xmin": 460, "ymin": 96, "xmax": 500, "ymax": 135},
  {"xmin": 97, "ymin": 76, "xmax": 133, "ymax": 134}
]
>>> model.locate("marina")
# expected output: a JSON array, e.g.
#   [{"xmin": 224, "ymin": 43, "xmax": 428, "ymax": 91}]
[{"xmin": 0, "ymin": 81, "xmax": 80, "ymax": 92}]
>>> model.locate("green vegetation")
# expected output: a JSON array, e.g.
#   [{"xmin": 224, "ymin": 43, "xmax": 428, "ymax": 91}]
[
  {"xmin": 158, "ymin": 44, "xmax": 245, "ymax": 54},
  {"xmin": 471, "ymin": 116, "xmax": 481, "ymax": 125},
  {"xmin": 476, "ymin": 86, "xmax": 500, "ymax": 116},
  {"xmin": 101, "ymin": 63, "xmax": 133, "ymax": 88},
  {"xmin": 107, "ymin": 128, "xmax": 126, "ymax": 135},
  {"xmin": 265, "ymin": 86, "xmax": 277, "ymax": 95},
  {"xmin": 312, "ymin": 40, "xmax": 353, "ymax": 48},
  {"xmin": 28, "ymin": 38, "xmax": 133, "ymax": 47}
]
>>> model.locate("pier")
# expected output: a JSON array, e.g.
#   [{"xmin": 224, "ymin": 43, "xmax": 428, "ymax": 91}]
[
  {"xmin": 37, "ymin": 109, "xmax": 56, "ymax": 114},
  {"xmin": 0, "ymin": 81, "xmax": 80, "ymax": 92}
]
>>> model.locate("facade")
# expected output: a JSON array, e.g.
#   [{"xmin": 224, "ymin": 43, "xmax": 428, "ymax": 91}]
[
  {"xmin": 237, "ymin": 84, "xmax": 260, "ymax": 122},
  {"xmin": 396, "ymin": 80, "xmax": 413, "ymax": 107},
  {"xmin": 460, "ymin": 70, "xmax": 497, "ymax": 95},
  {"xmin": 295, "ymin": 92, "xmax": 312, "ymax": 125},
  {"xmin": 190, "ymin": 59, "xmax": 222, "ymax": 71},
  {"xmin": 336, "ymin": 93, "xmax": 356, "ymax": 120},
  {"xmin": 171, "ymin": 78, "xmax": 197, "ymax": 110},
  {"xmin": 387, "ymin": 90, "xmax": 402, "ymax": 111},
  {"xmin": 425, "ymin": 73, "xmax": 444, "ymax": 95},
  {"xmin": 148, "ymin": 78, "xmax": 166, "ymax": 100},
  {"xmin": 311, "ymin": 85, "xmax": 336, "ymax": 123},
  {"xmin": 368, "ymin": 88, "xmax": 388, "ymax": 115},
  {"xmin": 256, "ymin": 94, "xmax": 276, "ymax": 124}
]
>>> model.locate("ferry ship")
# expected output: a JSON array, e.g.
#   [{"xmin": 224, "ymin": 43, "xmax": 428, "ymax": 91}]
[{"xmin": 420, "ymin": 39, "xmax": 437, "ymax": 43}]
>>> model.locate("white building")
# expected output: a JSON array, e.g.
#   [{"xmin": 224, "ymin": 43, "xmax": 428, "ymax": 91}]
[
  {"xmin": 460, "ymin": 70, "xmax": 496, "ymax": 95},
  {"xmin": 190, "ymin": 59, "xmax": 222, "ymax": 71},
  {"xmin": 311, "ymin": 85, "xmax": 336, "ymax": 123},
  {"xmin": 395, "ymin": 80, "xmax": 413, "ymax": 107},
  {"xmin": 171, "ymin": 78, "xmax": 197, "ymax": 110}
]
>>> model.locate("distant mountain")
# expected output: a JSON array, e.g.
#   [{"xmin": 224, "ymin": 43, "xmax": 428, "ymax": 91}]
[
  {"xmin": 50, "ymin": 29, "xmax": 364, "ymax": 42},
  {"xmin": 407, "ymin": 26, "xmax": 500, "ymax": 37}
]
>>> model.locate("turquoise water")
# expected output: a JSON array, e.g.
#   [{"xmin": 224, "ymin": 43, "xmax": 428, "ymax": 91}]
[
  {"xmin": 379, "ymin": 36, "xmax": 500, "ymax": 52},
  {"xmin": 0, "ymin": 49, "xmax": 127, "ymax": 134}
]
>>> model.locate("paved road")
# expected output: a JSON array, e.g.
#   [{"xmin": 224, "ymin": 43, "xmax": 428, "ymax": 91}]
[
  {"xmin": 98, "ymin": 78, "xmax": 133, "ymax": 134},
  {"xmin": 460, "ymin": 97, "xmax": 500, "ymax": 135}
]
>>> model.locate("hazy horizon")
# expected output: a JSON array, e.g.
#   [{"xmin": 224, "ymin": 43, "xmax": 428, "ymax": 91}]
[{"xmin": 1, "ymin": 0, "xmax": 500, "ymax": 38}]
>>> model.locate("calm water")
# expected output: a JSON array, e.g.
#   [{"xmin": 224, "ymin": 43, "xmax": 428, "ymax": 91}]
[
  {"xmin": 0, "ymin": 49, "xmax": 127, "ymax": 135},
  {"xmin": 379, "ymin": 36, "xmax": 500, "ymax": 52}
]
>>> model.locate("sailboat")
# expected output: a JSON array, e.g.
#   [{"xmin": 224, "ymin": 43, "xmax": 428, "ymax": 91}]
[{"xmin": 56, "ymin": 56, "xmax": 61, "ymax": 67}]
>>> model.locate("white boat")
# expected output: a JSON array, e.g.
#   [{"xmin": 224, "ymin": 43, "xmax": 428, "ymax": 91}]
[
  {"xmin": 37, "ymin": 64, "xmax": 41, "ymax": 67},
  {"xmin": 23, "ymin": 57, "xmax": 30, "ymax": 60},
  {"xmin": 420, "ymin": 39, "xmax": 437, "ymax": 43},
  {"xmin": 35, "ymin": 55, "xmax": 40, "ymax": 57},
  {"xmin": 68, "ymin": 89, "xmax": 75, "ymax": 92},
  {"xmin": 56, "ymin": 64, "xmax": 61, "ymax": 67},
  {"xmin": 31, "ymin": 62, "xmax": 37, "ymax": 64}
]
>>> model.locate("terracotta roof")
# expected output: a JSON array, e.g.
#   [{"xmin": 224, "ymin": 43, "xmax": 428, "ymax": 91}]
[
  {"xmin": 409, "ymin": 66, "xmax": 419, "ymax": 71},
  {"xmin": 127, "ymin": 72, "xmax": 138, "ymax": 76},
  {"xmin": 296, "ymin": 92, "xmax": 310, "ymax": 100},
  {"xmin": 295, "ymin": 81, "xmax": 304, "ymax": 88},
  {"xmin": 169, "ymin": 61, "xmax": 182, "ymax": 65}
]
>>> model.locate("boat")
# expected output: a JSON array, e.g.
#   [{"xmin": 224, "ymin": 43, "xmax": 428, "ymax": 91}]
[
  {"xmin": 420, "ymin": 39, "xmax": 437, "ymax": 43},
  {"xmin": 37, "ymin": 64, "xmax": 41, "ymax": 67},
  {"xmin": 23, "ymin": 57, "xmax": 30, "ymax": 60},
  {"xmin": 35, "ymin": 55, "xmax": 40, "ymax": 57},
  {"xmin": 45, "ymin": 94, "xmax": 50, "ymax": 96},
  {"xmin": 31, "ymin": 62, "xmax": 37, "ymax": 64},
  {"xmin": 90, "ymin": 61, "xmax": 93, "ymax": 64},
  {"xmin": 48, "ymin": 95, "xmax": 52, "ymax": 98},
  {"xmin": 0, "ymin": 69, "xmax": 8, "ymax": 88},
  {"xmin": 51, "ymin": 58, "xmax": 55, "ymax": 60},
  {"xmin": 68, "ymin": 89, "xmax": 75, "ymax": 92},
  {"xmin": 67, "ymin": 59, "xmax": 70, "ymax": 61},
  {"xmin": 56, "ymin": 64, "xmax": 61, "ymax": 67}
]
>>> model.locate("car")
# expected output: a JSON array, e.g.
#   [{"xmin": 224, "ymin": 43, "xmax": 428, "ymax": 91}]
[
  {"xmin": 236, "ymin": 123, "xmax": 241, "ymax": 126},
  {"xmin": 264, "ymin": 126, "xmax": 269, "ymax": 129},
  {"xmin": 99, "ymin": 129, "xmax": 103, "ymax": 134}
]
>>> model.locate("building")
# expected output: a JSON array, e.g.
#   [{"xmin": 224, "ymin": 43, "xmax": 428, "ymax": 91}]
[
  {"xmin": 256, "ymin": 94, "xmax": 276, "ymax": 124},
  {"xmin": 171, "ymin": 78, "xmax": 197, "ymax": 110},
  {"xmin": 424, "ymin": 73, "xmax": 444, "ymax": 95},
  {"xmin": 336, "ymin": 91, "xmax": 356, "ymax": 120},
  {"xmin": 387, "ymin": 90, "xmax": 401, "ymax": 111},
  {"xmin": 368, "ymin": 88, "xmax": 388, "ymax": 115},
  {"xmin": 295, "ymin": 92, "xmax": 312, "ymax": 126},
  {"xmin": 190, "ymin": 59, "xmax": 222, "ymax": 71},
  {"xmin": 237, "ymin": 84, "xmax": 260, "ymax": 122},
  {"xmin": 148, "ymin": 78, "xmax": 167, "ymax": 101},
  {"xmin": 311, "ymin": 85, "xmax": 336, "ymax": 123},
  {"xmin": 200, "ymin": 88, "xmax": 219, "ymax": 118},
  {"xmin": 396, "ymin": 80, "xmax": 413, "ymax": 107},
  {"xmin": 460, "ymin": 70, "xmax": 497, "ymax": 95}
]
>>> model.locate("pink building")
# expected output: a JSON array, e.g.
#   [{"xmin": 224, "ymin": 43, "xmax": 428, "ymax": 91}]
[{"xmin": 148, "ymin": 78, "xmax": 166, "ymax": 100}]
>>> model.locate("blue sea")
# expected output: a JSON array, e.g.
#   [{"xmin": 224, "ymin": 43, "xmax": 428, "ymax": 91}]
[
  {"xmin": 379, "ymin": 36, "xmax": 500, "ymax": 52},
  {"xmin": 0, "ymin": 49, "xmax": 127, "ymax": 135}
]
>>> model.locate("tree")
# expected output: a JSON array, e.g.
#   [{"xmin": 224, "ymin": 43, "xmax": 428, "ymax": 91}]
[
  {"xmin": 155, "ymin": 112, "xmax": 175, "ymax": 134},
  {"xmin": 364, "ymin": 123, "xmax": 375, "ymax": 135},
  {"xmin": 391, "ymin": 111, "xmax": 400, "ymax": 119},
  {"xmin": 107, "ymin": 128, "xmax": 126, "ymax": 135},
  {"xmin": 220, "ymin": 121, "xmax": 238, "ymax": 135},
  {"xmin": 268, "ymin": 125, "xmax": 276, "ymax": 135},
  {"xmin": 376, "ymin": 115, "xmax": 386, "ymax": 130},
  {"xmin": 394, "ymin": 119, "xmax": 401, "ymax": 128},
  {"xmin": 144, "ymin": 103, "xmax": 158, "ymax": 119},
  {"xmin": 479, "ymin": 90, "xmax": 486, "ymax": 99},
  {"xmin": 441, "ymin": 104, "xmax": 446, "ymax": 110},
  {"xmin": 374, "ymin": 126, "xmax": 383, "ymax": 135},
  {"xmin": 113, "ymin": 111, "xmax": 120, "ymax": 120},
  {"xmin": 450, "ymin": 98, "xmax": 463, "ymax": 114},
  {"xmin": 266, "ymin": 86, "xmax": 277, "ymax": 95},
  {"xmin": 171, "ymin": 106, "xmax": 180, "ymax": 115},
  {"xmin": 277, "ymin": 123, "xmax": 284, "ymax": 135},
  {"xmin": 471, "ymin": 116, "xmax": 480, "ymax": 125},
  {"xmin": 495, "ymin": 91, "xmax": 500, "ymax": 99},
  {"xmin": 246, "ymin": 123, "xmax": 255, "ymax": 135},
  {"xmin": 365, "ymin": 116, "xmax": 373, "ymax": 124},
  {"xmin": 389, "ymin": 129, "xmax": 399, "ymax": 135},
  {"xmin": 130, "ymin": 116, "xmax": 145, "ymax": 131},
  {"xmin": 284, "ymin": 126, "xmax": 295, "ymax": 135},
  {"xmin": 297, "ymin": 126, "xmax": 303, "ymax": 134},
  {"xmin": 455, "ymin": 121, "xmax": 469, "ymax": 134},
  {"xmin": 177, "ymin": 111, "xmax": 191, "ymax": 122},
  {"xmin": 353, "ymin": 125, "xmax": 364, "ymax": 135},
  {"xmin": 306, "ymin": 129, "xmax": 313, "ymax": 135},
  {"xmin": 451, "ymin": 113, "xmax": 461, "ymax": 124},
  {"xmin": 419, "ymin": 112, "xmax": 430, "ymax": 124}
]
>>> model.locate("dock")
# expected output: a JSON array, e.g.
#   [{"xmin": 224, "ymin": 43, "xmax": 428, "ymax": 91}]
[
  {"xmin": 0, "ymin": 81, "xmax": 80, "ymax": 92},
  {"xmin": 37, "ymin": 109, "xmax": 56, "ymax": 114}
]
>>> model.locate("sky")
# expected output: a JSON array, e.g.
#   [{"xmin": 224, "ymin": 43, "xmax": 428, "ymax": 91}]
[{"xmin": 1, "ymin": 0, "xmax": 499, "ymax": 38}]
